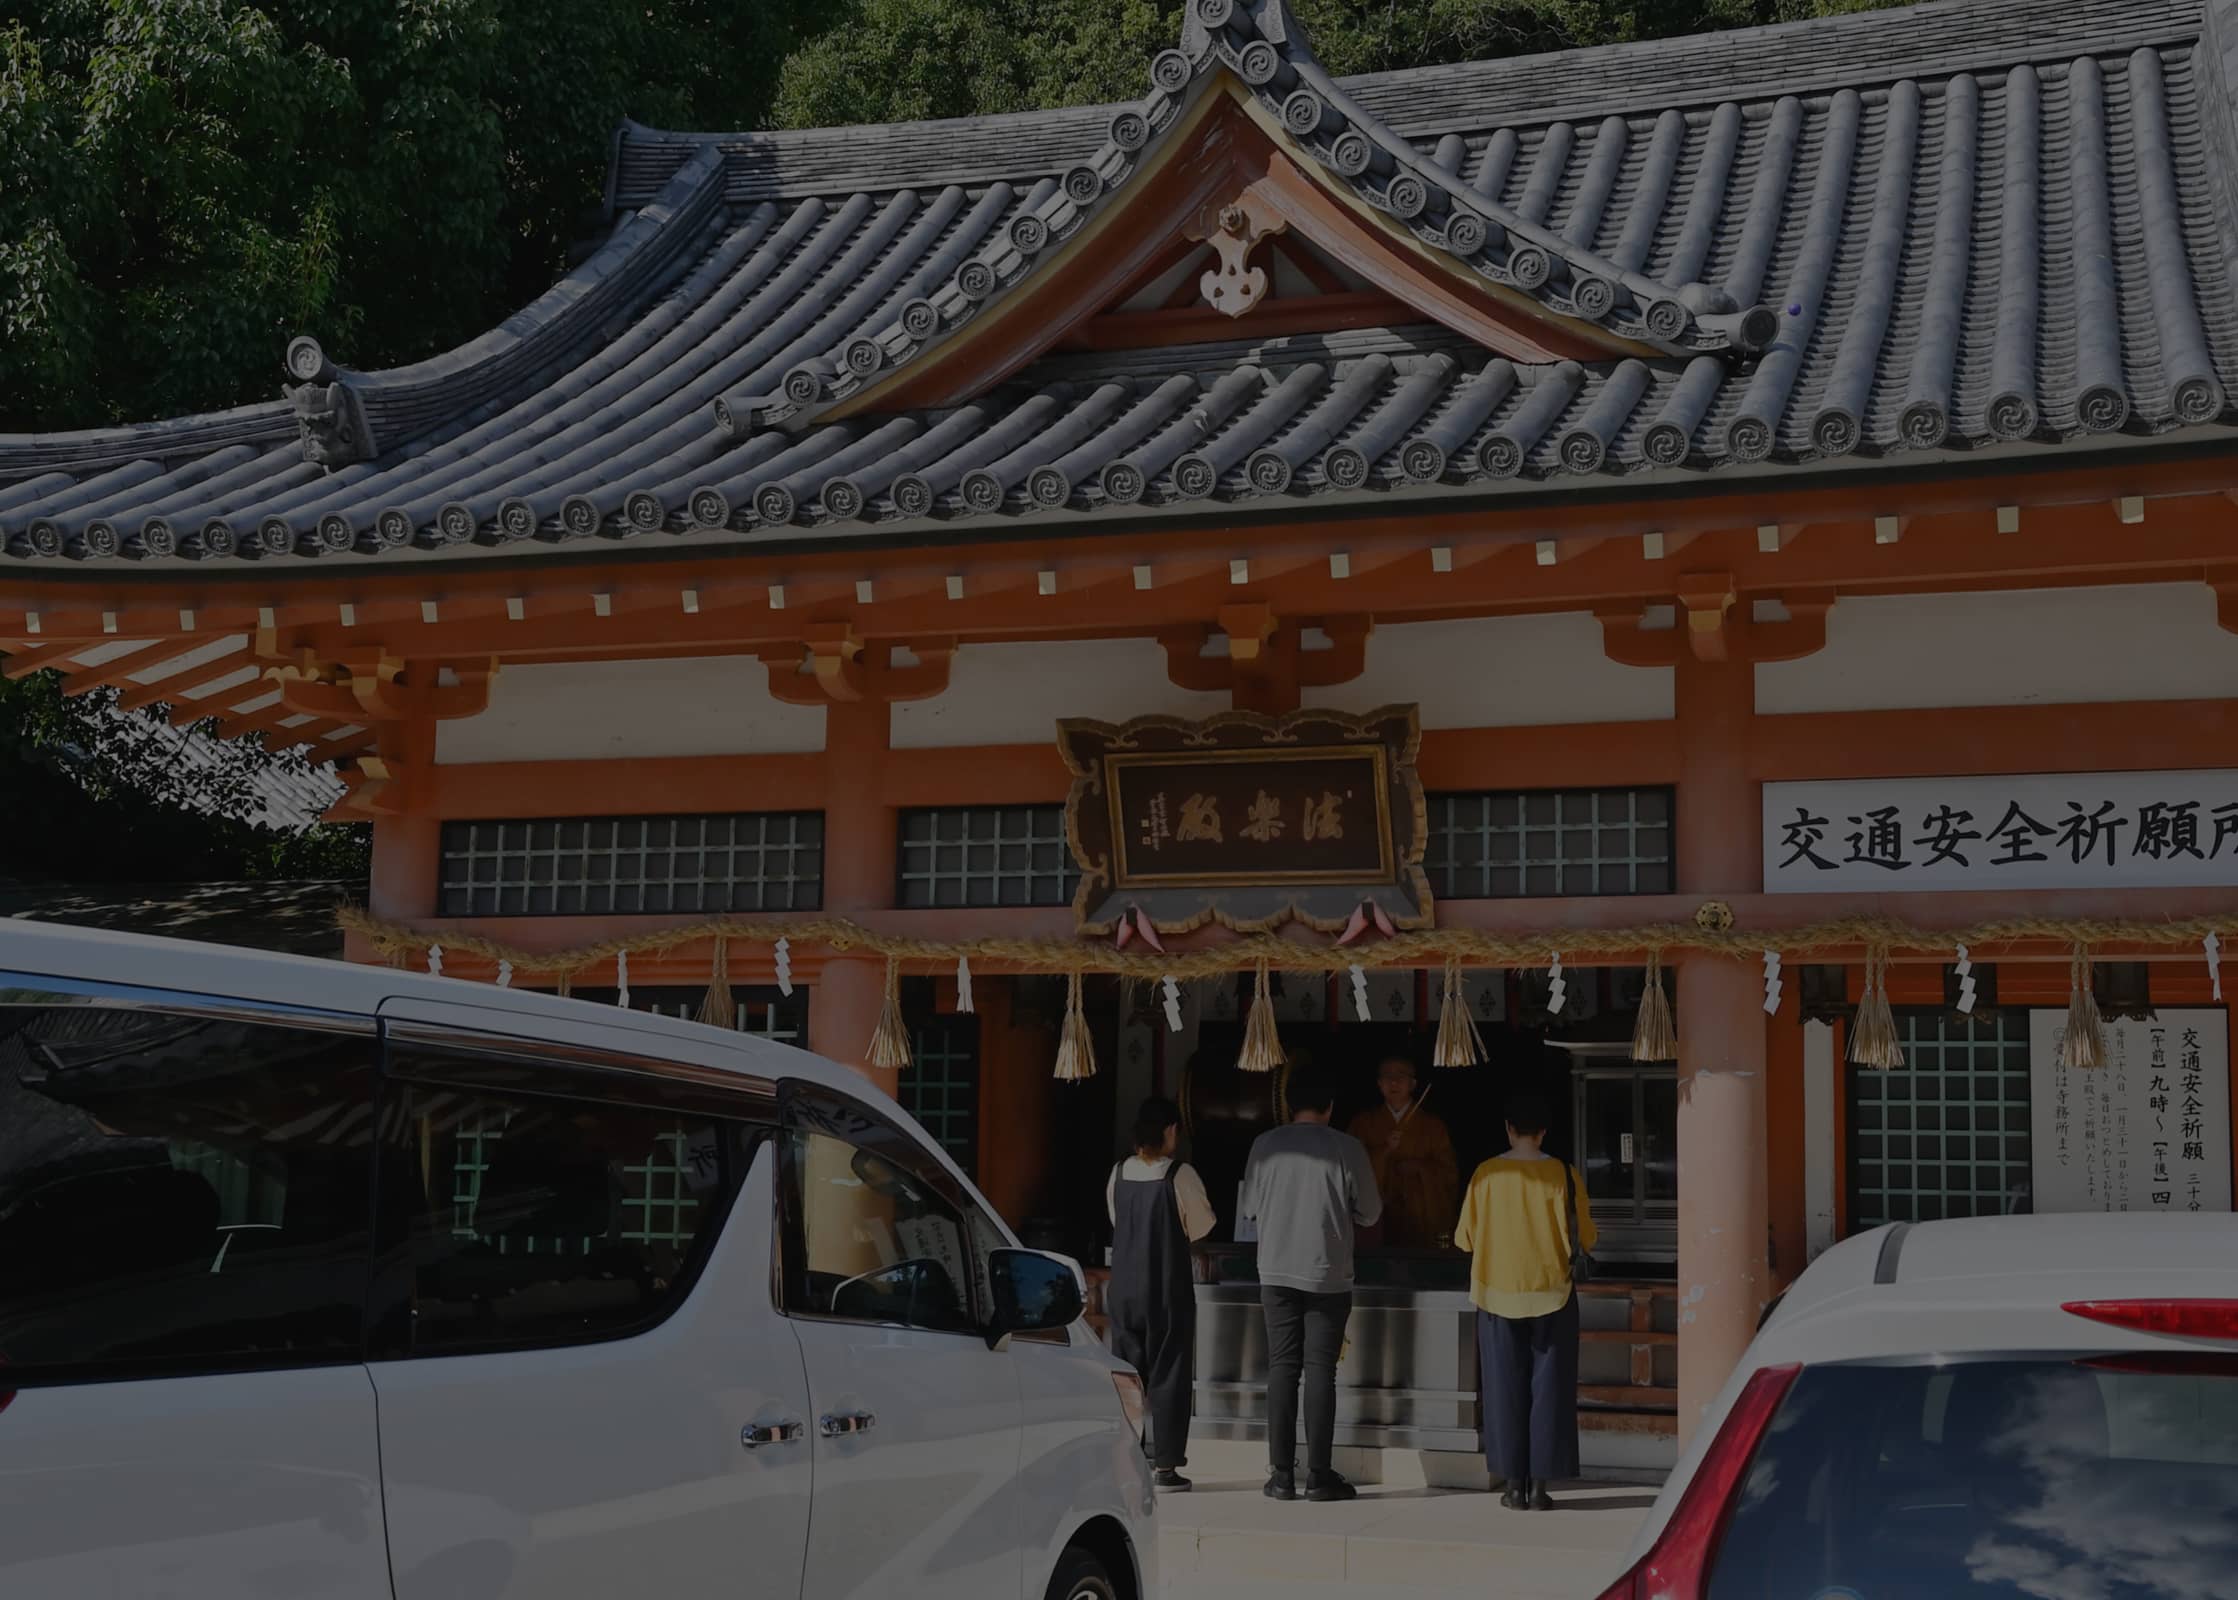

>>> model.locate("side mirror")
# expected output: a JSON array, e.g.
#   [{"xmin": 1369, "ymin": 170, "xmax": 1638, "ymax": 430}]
[{"xmin": 985, "ymin": 1248, "xmax": 1085, "ymax": 1350}]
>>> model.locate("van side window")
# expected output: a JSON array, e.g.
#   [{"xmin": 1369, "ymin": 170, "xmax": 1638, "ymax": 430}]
[
  {"xmin": 0, "ymin": 1004, "xmax": 376, "ymax": 1382},
  {"xmin": 376, "ymin": 1082, "xmax": 745, "ymax": 1356},
  {"xmin": 779, "ymin": 1107, "xmax": 977, "ymax": 1337}
]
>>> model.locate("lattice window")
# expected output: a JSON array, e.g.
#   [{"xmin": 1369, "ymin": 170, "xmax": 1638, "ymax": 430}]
[
  {"xmin": 1847, "ymin": 1009, "xmax": 2034, "ymax": 1229},
  {"xmin": 1424, "ymin": 787, "xmax": 1673, "ymax": 898},
  {"xmin": 438, "ymin": 813, "xmax": 823, "ymax": 917},
  {"xmin": 897, "ymin": 805, "xmax": 1078, "ymax": 908},
  {"xmin": 899, "ymin": 1016, "xmax": 981, "ymax": 1175}
]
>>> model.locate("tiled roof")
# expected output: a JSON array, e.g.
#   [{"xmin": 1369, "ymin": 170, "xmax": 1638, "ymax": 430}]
[{"xmin": 3, "ymin": 0, "xmax": 2235, "ymax": 568}]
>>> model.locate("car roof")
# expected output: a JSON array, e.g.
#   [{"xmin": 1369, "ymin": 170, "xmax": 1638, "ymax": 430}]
[
  {"xmin": 0, "ymin": 915, "xmax": 865, "ymax": 1100},
  {"xmin": 1778, "ymin": 1212, "xmax": 2238, "ymax": 1318}
]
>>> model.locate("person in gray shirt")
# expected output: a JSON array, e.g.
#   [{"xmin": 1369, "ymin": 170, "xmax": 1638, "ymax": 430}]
[{"xmin": 1239, "ymin": 1061, "xmax": 1381, "ymax": 1502}]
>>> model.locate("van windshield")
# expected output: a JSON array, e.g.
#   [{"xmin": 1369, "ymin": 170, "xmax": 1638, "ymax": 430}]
[{"xmin": 1709, "ymin": 1356, "xmax": 2238, "ymax": 1600}]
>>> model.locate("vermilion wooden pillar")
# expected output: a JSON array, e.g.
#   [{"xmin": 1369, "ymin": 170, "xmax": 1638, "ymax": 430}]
[
  {"xmin": 810, "ymin": 697, "xmax": 901, "ymax": 1097},
  {"xmin": 1672, "ymin": 653, "xmax": 1771, "ymax": 1443}
]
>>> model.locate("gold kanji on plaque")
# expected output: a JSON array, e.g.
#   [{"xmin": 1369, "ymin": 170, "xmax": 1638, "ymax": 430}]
[
  {"xmin": 1177, "ymin": 793, "xmax": 1223, "ymax": 842},
  {"xmin": 1241, "ymin": 789, "xmax": 1285, "ymax": 842},
  {"xmin": 1302, "ymin": 791, "xmax": 1345, "ymax": 841}
]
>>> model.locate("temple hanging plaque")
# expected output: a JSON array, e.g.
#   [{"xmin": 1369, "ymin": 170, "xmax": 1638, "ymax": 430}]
[{"xmin": 1060, "ymin": 704, "xmax": 1431, "ymax": 934}]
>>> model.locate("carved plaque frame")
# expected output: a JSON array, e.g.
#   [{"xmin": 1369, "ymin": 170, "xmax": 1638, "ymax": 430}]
[{"xmin": 1060, "ymin": 703, "xmax": 1432, "ymax": 935}]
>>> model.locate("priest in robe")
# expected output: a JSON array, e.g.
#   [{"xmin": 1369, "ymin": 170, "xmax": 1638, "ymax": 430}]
[{"xmin": 1347, "ymin": 1055, "xmax": 1460, "ymax": 1249}]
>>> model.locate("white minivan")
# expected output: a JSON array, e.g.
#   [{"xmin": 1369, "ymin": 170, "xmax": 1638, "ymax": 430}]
[{"xmin": 0, "ymin": 920, "xmax": 1155, "ymax": 1600}]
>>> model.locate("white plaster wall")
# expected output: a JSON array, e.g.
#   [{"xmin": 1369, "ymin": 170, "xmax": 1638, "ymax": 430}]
[
  {"xmin": 435, "ymin": 656, "xmax": 825, "ymax": 764},
  {"xmin": 1755, "ymin": 583, "xmax": 2238, "ymax": 714},
  {"xmin": 889, "ymin": 638, "xmax": 1229, "ymax": 749},
  {"xmin": 1303, "ymin": 613, "xmax": 1674, "ymax": 727}
]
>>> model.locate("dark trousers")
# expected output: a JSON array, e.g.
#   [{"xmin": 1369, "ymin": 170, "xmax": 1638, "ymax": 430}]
[
  {"xmin": 1111, "ymin": 1308, "xmax": 1195, "ymax": 1469},
  {"xmin": 1479, "ymin": 1297, "xmax": 1581, "ymax": 1483},
  {"xmin": 1261, "ymin": 1285, "xmax": 1351, "ymax": 1478}
]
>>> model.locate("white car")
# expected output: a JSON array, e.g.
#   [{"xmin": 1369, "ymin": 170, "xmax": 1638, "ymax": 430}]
[
  {"xmin": 0, "ymin": 920, "xmax": 1155, "ymax": 1600},
  {"xmin": 1599, "ymin": 1212, "xmax": 2238, "ymax": 1599}
]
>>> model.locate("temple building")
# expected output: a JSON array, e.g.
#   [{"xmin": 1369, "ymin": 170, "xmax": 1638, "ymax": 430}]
[{"xmin": 7, "ymin": 0, "xmax": 2238, "ymax": 1464}]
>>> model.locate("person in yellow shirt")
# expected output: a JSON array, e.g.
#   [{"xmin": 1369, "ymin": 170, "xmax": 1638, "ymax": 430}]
[
  {"xmin": 1452, "ymin": 1088, "xmax": 1596, "ymax": 1511},
  {"xmin": 1345, "ymin": 1056, "xmax": 1459, "ymax": 1250}
]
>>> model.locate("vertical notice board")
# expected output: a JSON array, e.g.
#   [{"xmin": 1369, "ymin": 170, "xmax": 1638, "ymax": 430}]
[{"xmin": 2029, "ymin": 1010, "xmax": 2232, "ymax": 1213}]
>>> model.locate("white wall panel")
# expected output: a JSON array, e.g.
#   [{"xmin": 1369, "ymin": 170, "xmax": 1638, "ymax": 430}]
[
  {"xmin": 1756, "ymin": 584, "xmax": 2238, "ymax": 713},
  {"xmin": 1303, "ymin": 613, "xmax": 1673, "ymax": 726},
  {"xmin": 435, "ymin": 657, "xmax": 825, "ymax": 764},
  {"xmin": 890, "ymin": 639, "xmax": 1228, "ymax": 749}
]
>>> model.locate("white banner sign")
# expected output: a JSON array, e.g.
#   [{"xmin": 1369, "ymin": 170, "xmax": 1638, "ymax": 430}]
[
  {"xmin": 2029, "ymin": 1010, "xmax": 2231, "ymax": 1215},
  {"xmin": 1763, "ymin": 769, "xmax": 2238, "ymax": 892}
]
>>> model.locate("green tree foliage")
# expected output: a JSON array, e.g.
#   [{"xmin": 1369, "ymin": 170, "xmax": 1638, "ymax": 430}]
[
  {"xmin": 769, "ymin": 0, "xmax": 1898, "ymax": 129},
  {"xmin": 0, "ymin": 0, "xmax": 826, "ymax": 431}
]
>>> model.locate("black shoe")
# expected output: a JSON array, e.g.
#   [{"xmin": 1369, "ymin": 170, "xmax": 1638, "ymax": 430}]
[
  {"xmin": 1263, "ymin": 1471, "xmax": 1298, "ymax": 1501},
  {"xmin": 1306, "ymin": 1471, "xmax": 1358, "ymax": 1502},
  {"xmin": 1499, "ymin": 1485, "xmax": 1528, "ymax": 1510},
  {"xmin": 1153, "ymin": 1469, "xmax": 1193, "ymax": 1492},
  {"xmin": 1529, "ymin": 1482, "xmax": 1556, "ymax": 1512}
]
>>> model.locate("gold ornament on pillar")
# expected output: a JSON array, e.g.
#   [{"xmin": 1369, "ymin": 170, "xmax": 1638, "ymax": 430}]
[
  {"xmin": 1848, "ymin": 947, "xmax": 1902, "ymax": 1070},
  {"xmin": 1238, "ymin": 959, "xmax": 1286, "ymax": 1073},
  {"xmin": 1054, "ymin": 970, "xmax": 1097, "ymax": 1082},
  {"xmin": 867, "ymin": 956, "xmax": 913, "ymax": 1073},
  {"xmin": 696, "ymin": 937, "xmax": 737, "ymax": 1030},
  {"xmin": 1631, "ymin": 951, "xmax": 1677, "ymax": 1062},
  {"xmin": 2062, "ymin": 943, "xmax": 2106, "ymax": 1070},
  {"xmin": 1433, "ymin": 954, "xmax": 1485, "ymax": 1068}
]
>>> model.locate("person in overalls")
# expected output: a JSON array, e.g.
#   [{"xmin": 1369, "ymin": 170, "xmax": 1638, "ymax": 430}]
[{"xmin": 1105, "ymin": 1096, "xmax": 1216, "ymax": 1491}]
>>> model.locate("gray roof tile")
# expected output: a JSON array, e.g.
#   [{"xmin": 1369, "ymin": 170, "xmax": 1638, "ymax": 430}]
[{"xmin": 3, "ymin": 0, "xmax": 2236, "ymax": 567}]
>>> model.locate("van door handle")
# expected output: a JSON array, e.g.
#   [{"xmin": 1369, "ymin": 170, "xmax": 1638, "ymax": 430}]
[
  {"xmin": 741, "ymin": 1420, "xmax": 805, "ymax": 1449},
  {"xmin": 819, "ymin": 1410, "xmax": 876, "ymax": 1438}
]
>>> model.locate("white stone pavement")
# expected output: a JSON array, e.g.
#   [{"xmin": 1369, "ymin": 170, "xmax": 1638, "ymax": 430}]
[{"xmin": 1156, "ymin": 1471, "xmax": 1652, "ymax": 1599}]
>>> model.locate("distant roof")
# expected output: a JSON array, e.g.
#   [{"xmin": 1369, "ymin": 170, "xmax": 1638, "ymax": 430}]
[
  {"xmin": 4, "ymin": 0, "xmax": 2236, "ymax": 569},
  {"xmin": 0, "ymin": 881, "xmax": 356, "ymax": 958}
]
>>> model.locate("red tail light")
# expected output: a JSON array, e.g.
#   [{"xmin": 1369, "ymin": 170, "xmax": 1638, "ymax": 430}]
[
  {"xmin": 2062, "ymin": 1299, "xmax": 2238, "ymax": 1341},
  {"xmin": 1589, "ymin": 1363, "xmax": 1802, "ymax": 1600}
]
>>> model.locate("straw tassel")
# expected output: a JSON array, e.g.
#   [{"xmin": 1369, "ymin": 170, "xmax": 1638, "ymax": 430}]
[
  {"xmin": 696, "ymin": 937, "xmax": 737, "ymax": 1031},
  {"xmin": 1631, "ymin": 951, "xmax": 1677, "ymax": 1062},
  {"xmin": 1433, "ymin": 955, "xmax": 1486, "ymax": 1068},
  {"xmin": 1054, "ymin": 970, "xmax": 1097, "ymax": 1082},
  {"xmin": 2063, "ymin": 944, "xmax": 2105, "ymax": 1070},
  {"xmin": 867, "ymin": 956, "xmax": 912, "ymax": 1073},
  {"xmin": 1238, "ymin": 959, "xmax": 1286, "ymax": 1073},
  {"xmin": 1848, "ymin": 947, "xmax": 1903, "ymax": 1070},
  {"xmin": 556, "ymin": 972, "xmax": 572, "ymax": 999}
]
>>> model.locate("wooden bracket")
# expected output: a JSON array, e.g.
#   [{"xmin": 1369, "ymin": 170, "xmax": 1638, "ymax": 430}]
[
  {"xmin": 268, "ymin": 654, "xmax": 495, "ymax": 722},
  {"xmin": 1675, "ymin": 569, "xmax": 1738, "ymax": 662},
  {"xmin": 761, "ymin": 633, "xmax": 957, "ymax": 705},
  {"xmin": 1599, "ymin": 588, "xmax": 1833, "ymax": 668},
  {"xmin": 1160, "ymin": 611, "xmax": 1370, "ymax": 712},
  {"xmin": 2210, "ymin": 565, "xmax": 2238, "ymax": 635}
]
